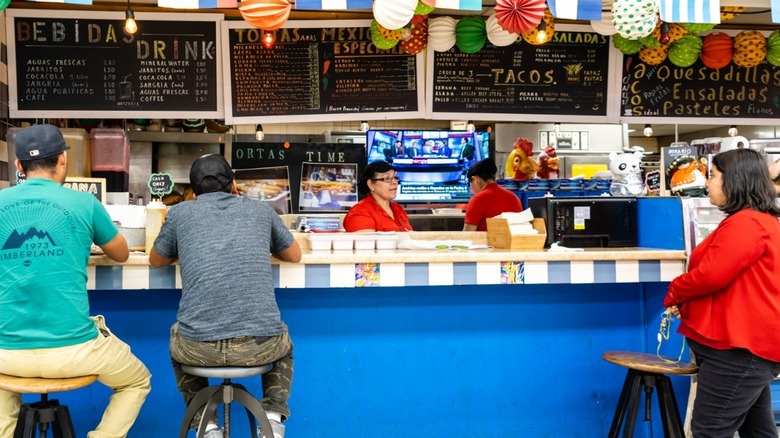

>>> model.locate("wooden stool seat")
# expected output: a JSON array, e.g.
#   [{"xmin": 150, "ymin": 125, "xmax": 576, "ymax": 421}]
[
  {"xmin": 602, "ymin": 351, "xmax": 698, "ymax": 375},
  {"xmin": 0, "ymin": 374, "xmax": 98, "ymax": 394},
  {"xmin": 602, "ymin": 351, "xmax": 698, "ymax": 438},
  {"xmin": 0, "ymin": 374, "xmax": 98, "ymax": 438}
]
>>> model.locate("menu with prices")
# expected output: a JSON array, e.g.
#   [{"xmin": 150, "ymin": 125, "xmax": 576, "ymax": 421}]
[
  {"xmin": 621, "ymin": 55, "xmax": 780, "ymax": 123},
  {"xmin": 6, "ymin": 10, "xmax": 222, "ymax": 118},
  {"xmin": 223, "ymin": 20, "xmax": 424, "ymax": 123},
  {"xmin": 426, "ymin": 26, "xmax": 615, "ymax": 121}
]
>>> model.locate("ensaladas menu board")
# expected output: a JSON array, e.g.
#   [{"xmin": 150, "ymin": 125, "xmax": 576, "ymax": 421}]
[
  {"xmin": 621, "ymin": 51, "xmax": 780, "ymax": 123},
  {"xmin": 6, "ymin": 9, "xmax": 223, "ymax": 119},
  {"xmin": 426, "ymin": 25, "xmax": 617, "ymax": 122},
  {"xmin": 222, "ymin": 20, "xmax": 424, "ymax": 124}
]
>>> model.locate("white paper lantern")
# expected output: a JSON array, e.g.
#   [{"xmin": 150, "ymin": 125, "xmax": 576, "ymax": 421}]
[
  {"xmin": 428, "ymin": 16, "xmax": 458, "ymax": 52},
  {"xmin": 486, "ymin": 13, "xmax": 519, "ymax": 47},
  {"xmin": 373, "ymin": 0, "xmax": 418, "ymax": 32},
  {"xmin": 590, "ymin": 9, "xmax": 616, "ymax": 35},
  {"xmin": 612, "ymin": 0, "xmax": 657, "ymax": 40}
]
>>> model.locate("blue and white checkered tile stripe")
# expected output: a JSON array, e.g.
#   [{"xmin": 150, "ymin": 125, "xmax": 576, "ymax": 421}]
[{"xmin": 87, "ymin": 260, "xmax": 685, "ymax": 290}]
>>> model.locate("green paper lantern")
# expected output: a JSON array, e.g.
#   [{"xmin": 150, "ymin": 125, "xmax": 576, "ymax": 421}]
[
  {"xmin": 414, "ymin": 1, "xmax": 435, "ymax": 15},
  {"xmin": 455, "ymin": 16, "xmax": 486, "ymax": 54}
]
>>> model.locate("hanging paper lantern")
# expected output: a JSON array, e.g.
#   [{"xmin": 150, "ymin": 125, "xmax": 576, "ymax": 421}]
[
  {"xmin": 373, "ymin": 0, "xmax": 418, "ymax": 33},
  {"xmin": 414, "ymin": 0, "xmax": 435, "ymax": 15},
  {"xmin": 521, "ymin": 8, "xmax": 554, "ymax": 45},
  {"xmin": 651, "ymin": 21, "xmax": 687, "ymax": 45},
  {"xmin": 420, "ymin": 0, "xmax": 434, "ymax": 8},
  {"xmin": 0, "ymin": 0, "xmax": 10, "ymax": 11},
  {"xmin": 612, "ymin": 33, "xmax": 643, "ymax": 55},
  {"xmin": 239, "ymin": 0, "xmax": 291, "ymax": 31},
  {"xmin": 612, "ymin": 0, "xmax": 658, "ymax": 40},
  {"xmin": 428, "ymin": 16, "xmax": 458, "ymax": 52},
  {"xmin": 638, "ymin": 46, "xmax": 668, "ymax": 65},
  {"xmin": 720, "ymin": 6, "xmax": 745, "ymax": 22},
  {"xmin": 679, "ymin": 23, "xmax": 715, "ymax": 34},
  {"xmin": 733, "ymin": 30, "xmax": 766, "ymax": 68},
  {"xmin": 494, "ymin": 0, "xmax": 545, "ymax": 35},
  {"xmin": 668, "ymin": 34, "xmax": 703, "ymax": 68},
  {"xmin": 701, "ymin": 32, "xmax": 733, "ymax": 69},
  {"xmin": 371, "ymin": 20, "xmax": 401, "ymax": 49},
  {"xmin": 766, "ymin": 30, "xmax": 780, "ymax": 67},
  {"xmin": 401, "ymin": 19, "xmax": 429, "ymax": 54},
  {"xmin": 486, "ymin": 12, "xmax": 518, "ymax": 47},
  {"xmin": 590, "ymin": 8, "xmax": 616, "ymax": 36},
  {"xmin": 455, "ymin": 16, "xmax": 486, "ymax": 54}
]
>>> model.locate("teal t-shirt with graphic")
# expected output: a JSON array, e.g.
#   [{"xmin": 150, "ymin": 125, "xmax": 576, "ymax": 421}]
[{"xmin": 0, "ymin": 178, "xmax": 118, "ymax": 349}]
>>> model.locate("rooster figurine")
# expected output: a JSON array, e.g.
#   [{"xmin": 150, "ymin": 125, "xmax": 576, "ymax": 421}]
[
  {"xmin": 505, "ymin": 137, "xmax": 539, "ymax": 181},
  {"xmin": 537, "ymin": 145, "xmax": 560, "ymax": 179}
]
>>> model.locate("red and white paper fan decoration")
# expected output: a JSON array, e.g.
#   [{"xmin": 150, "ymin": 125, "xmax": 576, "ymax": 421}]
[
  {"xmin": 428, "ymin": 16, "xmax": 458, "ymax": 52},
  {"xmin": 373, "ymin": 0, "xmax": 418, "ymax": 32},
  {"xmin": 486, "ymin": 12, "xmax": 518, "ymax": 47},
  {"xmin": 239, "ymin": 0, "xmax": 291, "ymax": 30},
  {"xmin": 494, "ymin": 0, "xmax": 545, "ymax": 35}
]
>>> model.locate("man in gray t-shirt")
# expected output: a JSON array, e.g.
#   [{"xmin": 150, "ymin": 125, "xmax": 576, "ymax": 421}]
[{"xmin": 150, "ymin": 154, "xmax": 301, "ymax": 438}]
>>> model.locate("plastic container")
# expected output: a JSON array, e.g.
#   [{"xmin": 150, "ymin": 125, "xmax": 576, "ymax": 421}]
[
  {"xmin": 89, "ymin": 128, "xmax": 130, "ymax": 192},
  {"xmin": 144, "ymin": 200, "xmax": 167, "ymax": 254},
  {"xmin": 7, "ymin": 127, "xmax": 90, "ymax": 184}
]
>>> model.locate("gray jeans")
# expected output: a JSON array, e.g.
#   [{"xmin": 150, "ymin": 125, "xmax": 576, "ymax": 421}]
[{"xmin": 169, "ymin": 322, "xmax": 294, "ymax": 426}]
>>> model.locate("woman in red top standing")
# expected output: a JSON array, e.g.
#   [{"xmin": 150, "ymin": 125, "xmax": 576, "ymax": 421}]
[
  {"xmin": 463, "ymin": 158, "xmax": 523, "ymax": 231},
  {"xmin": 664, "ymin": 148, "xmax": 780, "ymax": 438},
  {"xmin": 343, "ymin": 161, "xmax": 413, "ymax": 232}
]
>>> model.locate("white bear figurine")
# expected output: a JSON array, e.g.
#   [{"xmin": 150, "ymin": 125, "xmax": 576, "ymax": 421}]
[{"xmin": 608, "ymin": 151, "xmax": 647, "ymax": 196}]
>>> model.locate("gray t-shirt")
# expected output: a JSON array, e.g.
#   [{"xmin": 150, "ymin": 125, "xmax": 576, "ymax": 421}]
[{"xmin": 154, "ymin": 192, "xmax": 295, "ymax": 341}]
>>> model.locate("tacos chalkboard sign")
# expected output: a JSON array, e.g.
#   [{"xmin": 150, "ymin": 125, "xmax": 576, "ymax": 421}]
[
  {"xmin": 426, "ymin": 25, "xmax": 615, "ymax": 122},
  {"xmin": 7, "ymin": 10, "xmax": 223, "ymax": 119}
]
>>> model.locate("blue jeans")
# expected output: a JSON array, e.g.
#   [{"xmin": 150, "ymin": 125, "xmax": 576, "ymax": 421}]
[{"xmin": 688, "ymin": 338, "xmax": 780, "ymax": 438}]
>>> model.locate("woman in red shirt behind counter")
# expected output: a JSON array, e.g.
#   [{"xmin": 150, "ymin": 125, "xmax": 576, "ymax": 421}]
[{"xmin": 343, "ymin": 161, "xmax": 413, "ymax": 232}]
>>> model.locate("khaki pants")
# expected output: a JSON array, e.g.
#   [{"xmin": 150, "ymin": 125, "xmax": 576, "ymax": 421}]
[{"xmin": 0, "ymin": 316, "xmax": 151, "ymax": 438}]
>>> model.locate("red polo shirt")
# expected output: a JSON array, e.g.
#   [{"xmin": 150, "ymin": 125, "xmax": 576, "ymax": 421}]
[
  {"xmin": 464, "ymin": 182, "xmax": 523, "ymax": 231},
  {"xmin": 343, "ymin": 195, "xmax": 413, "ymax": 232}
]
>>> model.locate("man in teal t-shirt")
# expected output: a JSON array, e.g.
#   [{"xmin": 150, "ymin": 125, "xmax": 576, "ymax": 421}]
[{"xmin": 0, "ymin": 124, "xmax": 151, "ymax": 438}]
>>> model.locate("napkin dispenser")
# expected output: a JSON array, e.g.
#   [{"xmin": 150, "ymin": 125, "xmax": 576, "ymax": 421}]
[
  {"xmin": 486, "ymin": 217, "xmax": 546, "ymax": 250},
  {"xmin": 528, "ymin": 197, "xmax": 638, "ymax": 248}
]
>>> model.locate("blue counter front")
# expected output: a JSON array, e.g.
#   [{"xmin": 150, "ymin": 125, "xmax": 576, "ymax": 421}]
[{"xmin": 33, "ymin": 197, "xmax": 691, "ymax": 437}]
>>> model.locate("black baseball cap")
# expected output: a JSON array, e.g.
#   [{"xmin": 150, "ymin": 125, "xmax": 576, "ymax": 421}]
[
  {"xmin": 13, "ymin": 124, "xmax": 70, "ymax": 160},
  {"xmin": 467, "ymin": 158, "xmax": 498, "ymax": 180},
  {"xmin": 189, "ymin": 154, "xmax": 235, "ymax": 195}
]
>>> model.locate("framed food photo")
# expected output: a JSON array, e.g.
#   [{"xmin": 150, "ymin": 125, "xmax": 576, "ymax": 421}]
[
  {"xmin": 234, "ymin": 166, "xmax": 293, "ymax": 215},
  {"xmin": 299, "ymin": 162, "xmax": 358, "ymax": 212}
]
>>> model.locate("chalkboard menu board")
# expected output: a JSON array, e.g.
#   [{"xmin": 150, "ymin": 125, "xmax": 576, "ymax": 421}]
[
  {"xmin": 621, "ymin": 55, "xmax": 780, "ymax": 123},
  {"xmin": 222, "ymin": 20, "xmax": 424, "ymax": 124},
  {"xmin": 426, "ymin": 25, "xmax": 617, "ymax": 122},
  {"xmin": 6, "ymin": 10, "xmax": 223, "ymax": 119}
]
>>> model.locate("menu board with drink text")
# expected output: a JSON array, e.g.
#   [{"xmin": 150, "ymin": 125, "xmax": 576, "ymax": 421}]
[{"xmin": 6, "ymin": 9, "xmax": 223, "ymax": 119}]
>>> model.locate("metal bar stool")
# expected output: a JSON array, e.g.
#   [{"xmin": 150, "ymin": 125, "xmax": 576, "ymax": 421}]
[
  {"xmin": 178, "ymin": 364, "xmax": 274, "ymax": 438},
  {"xmin": 0, "ymin": 373, "xmax": 98, "ymax": 438},
  {"xmin": 602, "ymin": 351, "xmax": 698, "ymax": 438}
]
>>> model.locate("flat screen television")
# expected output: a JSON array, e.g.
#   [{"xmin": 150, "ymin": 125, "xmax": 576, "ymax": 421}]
[{"xmin": 365, "ymin": 129, "xmax": 493, "ymax": 204}]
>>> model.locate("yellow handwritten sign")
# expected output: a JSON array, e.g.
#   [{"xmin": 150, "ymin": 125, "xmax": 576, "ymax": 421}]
[{"xmin": 64, "ymin": 177, "xmax": 106, "ymax": 203}]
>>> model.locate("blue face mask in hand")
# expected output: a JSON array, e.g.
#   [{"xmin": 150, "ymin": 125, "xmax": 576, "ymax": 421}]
[{"xmin": 657, "ymin": 310, "xmax": 686, "ymax": 364}]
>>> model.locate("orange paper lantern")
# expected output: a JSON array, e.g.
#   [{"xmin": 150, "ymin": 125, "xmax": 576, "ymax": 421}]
[
  {"xmin": 239, "ymin": 0, "xmax": 291, "ymax": 31},
  {"xmin": 701, "ymin": 33, "xmax": 733, "ymax": 70}
]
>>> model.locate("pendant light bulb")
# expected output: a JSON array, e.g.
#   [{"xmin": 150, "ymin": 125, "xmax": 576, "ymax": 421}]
[
  {"xmin": 124, "ymin": 0, "xmax": 137, "ymax": 35},
  {"xmin": 643, "ymin": 124, "xmax": 653, "ymax": 137},
  {"xmin": 536, "ymin": 21, "xmax": 547, "ymax": 44},
  {"xmin": 466, "ymin": 121, "xmax": 475, "ymax": 133},
  {"xmin": 262, "ymin": 31, "xmax": 275, "ymax": 49},
  {"xmin": 255, "ymin": 124, "xmax": 264, "ymax": 141},
  {"xmin": 360, "ymin": 121, "xmax": 370, "ymax": 132},
  {"xmin": 728, "ymin": 125, "xmax": 738, "ymax": 137},
  {"xmin": 553, "ymin": 122, "xmax": 561, "ymax": 134}
]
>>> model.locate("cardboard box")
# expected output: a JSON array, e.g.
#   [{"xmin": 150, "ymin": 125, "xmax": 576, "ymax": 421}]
[{"xmin": 486, "ymin": 218, "xmax": 546, "ymax": 250}]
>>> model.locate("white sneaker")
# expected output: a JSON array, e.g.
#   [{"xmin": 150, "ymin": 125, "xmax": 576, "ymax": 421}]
[
  {"xmin": 204, "ymin": 426, "xmax": 224, "ymax": 438},
  {"xmin": 258, "ymin": 418, "xmax": 285, "ymax": 438}
]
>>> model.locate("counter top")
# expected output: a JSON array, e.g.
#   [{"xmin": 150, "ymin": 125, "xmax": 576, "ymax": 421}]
[{"xmin": 87, "ymin": 231, "xmax": 686, "ymax": 290}]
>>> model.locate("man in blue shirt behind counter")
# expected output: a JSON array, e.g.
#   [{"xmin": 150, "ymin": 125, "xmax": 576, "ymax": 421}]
[
  {"xmin": 0, "ymin": 124, "xmax": 151, "ymax": 438},
  {"xmin": 150, "ymin": 154, "xmax": 301, "ymax": 438}
]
